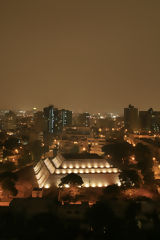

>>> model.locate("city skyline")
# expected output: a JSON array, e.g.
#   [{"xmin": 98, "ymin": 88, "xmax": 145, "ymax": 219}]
[{"xmin": 1, "ymin": 0, "xmax": 160, "ymax": 114}]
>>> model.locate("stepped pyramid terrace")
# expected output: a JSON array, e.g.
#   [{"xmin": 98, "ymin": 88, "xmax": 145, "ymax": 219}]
[{"xmin": 33, "ymin": 153, "xmax": 121, "ymax": 188}]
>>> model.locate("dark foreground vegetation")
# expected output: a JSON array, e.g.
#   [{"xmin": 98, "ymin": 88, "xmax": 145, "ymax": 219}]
[{"xmin": 0, "ymin": 195, "xmax": 160, "ymax": 240}]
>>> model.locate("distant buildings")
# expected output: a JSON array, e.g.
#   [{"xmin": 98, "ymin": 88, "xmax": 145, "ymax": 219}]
[
  {"xmin": 139, "ymin": 108, "xmax": 160, "ymax": 133},
  {"xmin": 2, "ymin": 111, "xmax": 17, "ymax": 131},
  {"xmin": 124, "ymin": 105, "xmax": 138, "ymax": 132},
  {"xmin": 124, "ymin": 105, "xmax": 160, "ymax": 133},
  {"xmin": 60, "ymin": 109, "xmax": 72, "ymax": 127},
  {"xmin": 43, "ymin": 105, "xmax": 54, "ymax": 134},
  {"xmin": 78, "ymin": 112, "xmax": 90, "ymax": 127},
  {"xmin": 43, "ymin": 105, "xmax": 72, "ymax": 136}
]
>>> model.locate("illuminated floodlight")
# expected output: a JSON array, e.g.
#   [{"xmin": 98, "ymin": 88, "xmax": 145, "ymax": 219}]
[
  {"xmin": 85, "ymin": 169, "xmax": 89, "ymax": 173},
  {"xmin": 79, "ymin": 169, "xmax": 84, "ymax": 173},
  {"xmin": 100, "ymin": 165, "xmax": 104, "ymax": 168},
  {"xmin": 98, "ymin": 183, "xmax": 102, "ymax": 187},
  {"xmin": 68, "ymin": 170, "xmax": 72, "ymax": 174},
  {"xmin": 96, "ymin": 169, "xmax": 101, "ymax": 173},
  {"xmin": 91, "ymin": 169, "xmax": 95, "ymax": 173},
  {"xmin": 74, "ymin": 169, "xmax": 78, "ymax": 174},
  {"xmin": 88, "ymin": 164, "xmax": 92, "ymax": 168},
  {"xmin": 75, "ymin": 165, "xmax": 79, "ymax": 169},
  {"xmin": 104, "ymin": 183, "xmax": 108, "ymax": 187},
  {"xmin": 69, "ymin": 165, "xmax": 73, "ymax": 169},
  {"xmin": 81, "ymin": 165, "xmax": 86, "ymax": 168},
  {"xmin": 63, "ymin": 165, "xmax": 67, "ymax": 169},
  {"xmin": 94, "ymin": 164, "xmax": 98, "ymax": 168},
  {"xmin": 44, "ymin": 184, "xmax": 50, "ymax": 189},
  {"xmin": 108, "ymin": 169, "xmax": 112, "ymax": 173},
  {"xmin": 113, "ymin": 169, "xmax": 118, "ymax": 173},
  {"xmin": 102, "ymin": 169, "xmax": 107, "ymax": 173},
  {"xmin": 85, "ymin": 183, "xmax": 89, "ymax": 188},
  {"xmin": 91, "ymin": 183, "xmax": 96, "ymax": 187},
  {"xmin": 65, "ymin": 184, "xmax": 70, "ymax": 188},
  {"xmin": 106, "ymin": 164, "xmax": 110, "ymax": 168},
  {"xmin": 62, "ymin": 170, "xmax": 66, "ymax": 174},
  {"xmin": 117, "ymin": 182, "xmax": 121, "ymax": 186},
  {"xmin": 56, "ymin": 170, "xmax": 60, "ymax": 174}
]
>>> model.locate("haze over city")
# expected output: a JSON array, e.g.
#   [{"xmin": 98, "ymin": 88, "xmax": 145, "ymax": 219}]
[{"xmin": 1, "ymin": 0, "xmax": 160, "ymax": 113}]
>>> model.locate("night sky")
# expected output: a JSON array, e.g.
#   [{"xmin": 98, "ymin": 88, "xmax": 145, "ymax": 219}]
[{"xmin": 0, "ymin": 0, "xmax": 160, "ymax": 114}]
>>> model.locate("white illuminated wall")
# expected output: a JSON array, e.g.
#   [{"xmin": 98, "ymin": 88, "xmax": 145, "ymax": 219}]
[{"xmin": 33, "ymin": 154, "xmax": 120, "ymax": 188}]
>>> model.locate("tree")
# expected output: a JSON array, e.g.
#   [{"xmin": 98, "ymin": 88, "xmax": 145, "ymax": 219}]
[
  {"xmin": 135, "ymin": 143, "xmax": 154, "ymax": 185},
  {"xmin": 102, "ymin": 184, "xmax": 122, "ymax": 199},
  {"xmin": 1, "ymin": 177, "xmax": 18, "ymax": 196},
  {"xmin": 0, "ymin": 162, "xmax": 15, "ymax": 172},
  {"xmin": 4, "ymin": 137, "xmax": 19, "ymax": 150},
  {"xmin": 59, "ymin": 173, "xmax": 83, "ymax": 187},
  {"xmin": 119, "ymin": 169, "xmax": 141, "ymax": 189},
  {"xmin": 0, "ymin": 131, "xmax": 7, "ymax": 145},
  {"xmin": 102, "ymin": 141, "xmax": 134, "ymax": 168},
  {"xmin": 29, "ymin": 140, "xmax": 42, "ymax": 162}
]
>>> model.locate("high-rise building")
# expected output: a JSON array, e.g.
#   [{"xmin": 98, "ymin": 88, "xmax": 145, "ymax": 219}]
[
  {"xmin": 43, "ymin": 106, "xmax": 72, "ymax": 135},
  {"xmin": 78, "ymin": 112, "xmax": 90, "ymax": 127},
  {"xmin": 34, "ymin": 111, "xmax": 45, "ymax": 132},
  {"xmin": 151, "ymin": 110, "xmax": 160, "ymax": 133},
  {"xmin": 139, "ymin": 109, "xmax": 152, "ymax": 131},
  {"xmin": 139, "ymin": 108, "xmax": 160, "ymax": 133},
  {"xmin": 60, "ymin": 109, "xmax": 72, "ymax": 127},
  {"xmin": 43, "ymin": 105, "xmax": 54, "ymax": 134},
  {"xmin": 124, "ymin": 105, "xmax": 138, "ymax": 132},
  {"xmin": 2, "ymin": 111, "xmax": 17, "ymax": 131}
]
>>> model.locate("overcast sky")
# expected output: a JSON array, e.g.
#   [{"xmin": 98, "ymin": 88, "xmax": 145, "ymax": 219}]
[{"xmin": 0, "ymin": 0, "xmax": 160, "ymax": 114}]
